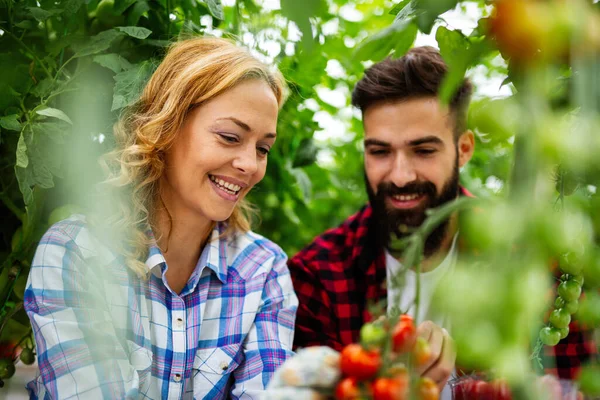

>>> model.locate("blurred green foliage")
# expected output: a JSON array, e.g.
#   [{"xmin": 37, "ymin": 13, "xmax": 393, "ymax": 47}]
[{"xmin": 2, "ymin": 0, "xmax": 600, "ymax": 394}]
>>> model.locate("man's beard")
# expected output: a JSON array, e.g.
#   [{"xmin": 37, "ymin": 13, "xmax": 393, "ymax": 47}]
[{"xmin": 366, "ymin": 159, "xmax": 460, "ymax": 258}]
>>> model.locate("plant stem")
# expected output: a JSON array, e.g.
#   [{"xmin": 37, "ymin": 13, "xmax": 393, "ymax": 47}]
[
  {"xmin": 0, "ymin": 302, "xmax": 24, "ymax": 340},
  {"xmin": 2, "ymin": 29, "xmax": 53, "ymax": 80},
  {"xmin": 0, "ymin": 192, "xmax": 24, "ymax": 221}
]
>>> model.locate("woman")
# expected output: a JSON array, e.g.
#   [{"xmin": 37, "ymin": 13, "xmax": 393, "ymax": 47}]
[{"xmin": 23, "ymin": 37, "xmax": 298, "ymax": 399}]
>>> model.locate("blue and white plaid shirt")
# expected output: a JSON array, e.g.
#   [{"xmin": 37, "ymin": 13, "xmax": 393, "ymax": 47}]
[{"xmin": 24, "ymin": 216, "xmax": 298, "ymax": 399}]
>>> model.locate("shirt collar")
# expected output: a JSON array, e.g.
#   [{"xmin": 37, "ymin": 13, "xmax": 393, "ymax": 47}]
[{"xmin": 144, "ymin": 223, "xmax": 228, "ymax": 284}]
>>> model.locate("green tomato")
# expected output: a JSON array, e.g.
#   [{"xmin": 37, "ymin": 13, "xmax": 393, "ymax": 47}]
[
  {"xmin": 360, "ymin": 323, "xmax": 386, "ymax": 349},
  {"xmin": 0, "ymin": 359, "xmax": 15, "ymax": 379},
  {"xmin": 19, "ymin": 348, "xmax": 35, "ymax": 365},
  {"xmin": 557, "ymin": 280, "xmax": 582, "ymax": 303},
  {"xmin": 554, "ymin": 297, "xmax": 565, "ymax": 309},
  {"xmin": 559, "ymin": 252, "xmax": 583, "ymax": 275},
  {"xmin": 48, "ymin": 204, "xmax": 81, "ymax": 226},
  {"xmin": 558, "ymin": 327, "xmax": 569, "ymax": 339},
  {"xmin": 570, "ymin": 275, "xmax": 584, "ymax": 286},
  {"xmin": 578, "ymin": 365, "xmax": 600, "ymax": 396},
  {"xmin": 539, "ymin": 326, "xmax": 561, "ymax": 346},
  {"xmin": 549, "ymin": 308, "xmax": 571, "ymax": 329},
  {"xmin": 564, "ymin": 299, "xmax": 579, "ymax": 315}
]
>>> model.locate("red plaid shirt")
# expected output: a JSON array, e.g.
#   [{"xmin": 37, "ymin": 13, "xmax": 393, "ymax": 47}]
[{"xmin": 289, "ymin": 200, "xmax": 597, "ymax": 380}]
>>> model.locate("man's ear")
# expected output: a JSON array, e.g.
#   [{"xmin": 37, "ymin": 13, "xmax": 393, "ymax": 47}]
[{"xmin": 457, "ymin": 130, "xmax": 475, "ymax": 168}]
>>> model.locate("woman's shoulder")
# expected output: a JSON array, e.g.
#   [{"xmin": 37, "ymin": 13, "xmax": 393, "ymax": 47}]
[
  {"xmin": 35, "ymin": 214, "xmax": 117, "ymax": 266},
  {"xmin": 227, "ymin": 228, "xmax": 287, "ymax": 261}
]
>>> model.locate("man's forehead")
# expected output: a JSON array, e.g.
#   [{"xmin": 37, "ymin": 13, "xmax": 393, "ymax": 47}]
[{"xmin": 362, "ymin": 98, "xmax": 454, "ymax": 143}]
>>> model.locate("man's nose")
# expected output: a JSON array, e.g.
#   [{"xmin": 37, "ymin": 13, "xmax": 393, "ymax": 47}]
[{"xmin": 388, "ymin": 155, "xmax": 417, "ymax": 188}]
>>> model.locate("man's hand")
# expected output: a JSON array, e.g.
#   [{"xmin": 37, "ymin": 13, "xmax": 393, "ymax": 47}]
[
  {"xmin": 264, "ymin": 346, "xmax": 341, "ymax": 400},
  {"xmin": 414, "ymin": 320, "xmax": 456, "ymax": 393}
]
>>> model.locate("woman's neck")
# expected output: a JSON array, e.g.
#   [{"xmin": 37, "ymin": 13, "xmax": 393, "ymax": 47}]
[{"xmin": 153, "ymin": 190, "xmax": 214, "ymax": 274}]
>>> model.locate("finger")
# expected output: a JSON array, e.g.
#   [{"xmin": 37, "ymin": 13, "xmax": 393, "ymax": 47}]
[
  {"xmin": 416, "ymin": 320, "xmax": 434, "ymax": 342},
  {"xmin": 422, "ymin": 329, "xmax": 456, "ymax": 392},
  {"xmin": 416, "ymin": 323, "xmax": 444, "ymax": 374}
]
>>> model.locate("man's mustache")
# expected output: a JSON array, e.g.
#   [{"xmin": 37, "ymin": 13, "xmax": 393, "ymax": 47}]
[{"xmin": 377, "ymin": 181, "xmax": 437, "ymax": 198}]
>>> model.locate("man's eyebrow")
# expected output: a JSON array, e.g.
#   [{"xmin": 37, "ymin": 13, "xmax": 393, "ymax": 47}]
[
  {"xmin": 408, "ymin": 136, "xmax": 444, "ymax": 146},
  {"xmin": 216, "ymin": 117, "xmax": 251, "ymax": 131},
  {"xmin": 364, "ymin": 138, "xmax": 391, "ymax": 147}
]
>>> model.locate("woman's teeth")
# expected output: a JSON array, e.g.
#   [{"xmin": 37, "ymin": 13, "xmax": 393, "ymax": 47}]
[{"xmin": 210, "ymin": 175, "xmax": 241, "ymax": 194}]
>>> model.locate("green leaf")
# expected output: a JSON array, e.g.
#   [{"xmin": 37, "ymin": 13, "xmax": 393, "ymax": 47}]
[
  {"xmin": 354, "ymin": 20, "xmax": 417, "ymax": 62},
  {"xmin": 281, "ymin": 0, "xmax": 327, "ymax": 51},
  {"xmin": 15, "ymin": 166, "xmax": 34, "ymax": 206},
  {"xmin": 16, "ymin": 131, "xmax": 28, "ymax": 168},
  {"xmin": 61, "ymin": 0, "xmax": 84, "ymax": 15},
  {"xmin": 73, "ymin": 29, "xmax": 123, "ymax": 58},
  {"xmin": 293, "ymin": 138, "xmax": 319, "ymax": 168},
  {"xmin": 30, "ymin": 78, "xmax": 55, "ymax": 98},
  {"xmin": 36, "ymin": 108, "xmax": 73, "ymax": 125},
  {"xmin": 113, "ymin": 0, "xmax": 137, "ymax": 14},
  {"xmin": 93, "ymin": 53, "xmax": 133, "ymax": 73},
  {"xmin": 436, "ymin": 27, "xmax": 489, "ymax": 104},
  {"xmin": 206, "ymin": 0, "xmax": 224, "ymax": 20},
  {"xmin": 291, "ymin": 168, "xmax": 312, "ymax": 201},
  {"xmin": 393, "ymin": 22, "xmax": 418, "ymax": 58},
  {"xmin": 28, "ymin": 7, "xmax": 61, "ymax": 22},
  {"xmin": 415, "ymin": 0, "xmax": 458, "ymax": 34},
  {"xmin": 394, "ymin": 0, "xmax": 419, "ymax": 22},
  {"xmin": 126, "ymin": 0, "xmax": 150, "ymax": 26},
  {"xmin": 14, "ymin": 21, "xmax": 34, "ymax": 29},
  {"xmin": 240, "ymin": 0, "xmax": 260, "ymax": 14},
  {"xmin": 0, "ymin": 115, "xmax": 22, "ymax": 131},
  {"xmin": 112, "ymin": 61, "xmax": 156, "ymax": 111},
  {"xmin": 116, "ymin": 26, "xmax": 152, "ymax": 40},
  {"xmin": 389, "ymin": 0, "xmax": 411, "ymax": 16}
]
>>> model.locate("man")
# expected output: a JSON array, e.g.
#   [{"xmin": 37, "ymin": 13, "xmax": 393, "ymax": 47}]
[{"xmin": 287, "ymin": 46, "xmax": 596, "ymax": 395}]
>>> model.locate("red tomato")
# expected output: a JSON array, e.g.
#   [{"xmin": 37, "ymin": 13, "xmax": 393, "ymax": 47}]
[
  {"xmin": 372, "ymin": 377, "xmax": 409, "ymax": 400},
  {"xmin": 417, "ymin": 377, "xmax": 440, "ymax": 400},
  {"xmin": 392, "ymin": 316, "xmax": 417, "ymax": 353},
  {"xmin": 340, "ymin": 343, "xmax": 381, "ymax": 381},
  {"xmin": 336, "ymin": 377, "xmax": 361, "ymax": 400},
  {"xmin": 474, "ymin": 380, "xmax": 495, "ymax": 400},
  {"xmin": 453, "ymin": 377, "xmax": 476, "ymax": 400},
  {"xmin": 0, "ymin": 342, "xmax": 17, "ymax": 360},
  {"xmin": 490, "ymin": 379, "xmax": 512, "ymax": 400},
  {"xmin": 412, "ymin": 337, "xmax": 432, "ymax": 367}
]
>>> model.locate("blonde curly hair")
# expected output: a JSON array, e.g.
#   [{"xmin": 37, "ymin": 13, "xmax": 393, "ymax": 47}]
[{"xmin": 100, "ymin": 36, "xmax": 286, "ymax": 278}]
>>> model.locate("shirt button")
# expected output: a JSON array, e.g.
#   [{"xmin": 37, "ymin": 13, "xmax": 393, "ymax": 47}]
[
  {"xmin": 220, "ymin": 362, "xmax": 229, "ymax": 371},
  {"xmin": 173, "ymin": 373, "xmax": 182, "ymax": 382},
  {"xmin": 176, "ymin": 318, "xmax": 184, "ymax": 327}
]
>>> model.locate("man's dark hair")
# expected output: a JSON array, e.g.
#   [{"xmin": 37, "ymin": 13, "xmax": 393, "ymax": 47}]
[{"xmin": 351, "ymin": 46, "xmax": 473, "ymax": 137}]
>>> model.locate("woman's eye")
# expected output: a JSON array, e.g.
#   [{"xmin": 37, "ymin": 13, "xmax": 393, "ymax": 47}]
[
  {"xmin": 257, "ymin": 147, "xmax": 270, "ymax": 156},
  {"xmin": 219, "ymin": 134, "xmax": 239, "ymax": 143}
]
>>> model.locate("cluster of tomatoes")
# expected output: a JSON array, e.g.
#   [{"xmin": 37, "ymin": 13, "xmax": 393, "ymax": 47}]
[
  {"xmin": 539, "ymin": 254, "xmax": 584, "ymax": 347},
  {"xmin": 335, "ymin": 315, "xmax": 439, "ymax": 400},
  {"xmin": 452, "ymin": 376, "xmax": 512, "ymax": 400}
]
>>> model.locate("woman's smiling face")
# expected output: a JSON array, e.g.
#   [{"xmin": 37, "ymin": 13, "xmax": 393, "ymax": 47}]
[{"xmin": 161, "ymin": 79, "xmax": 279, "ymax": 223}]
